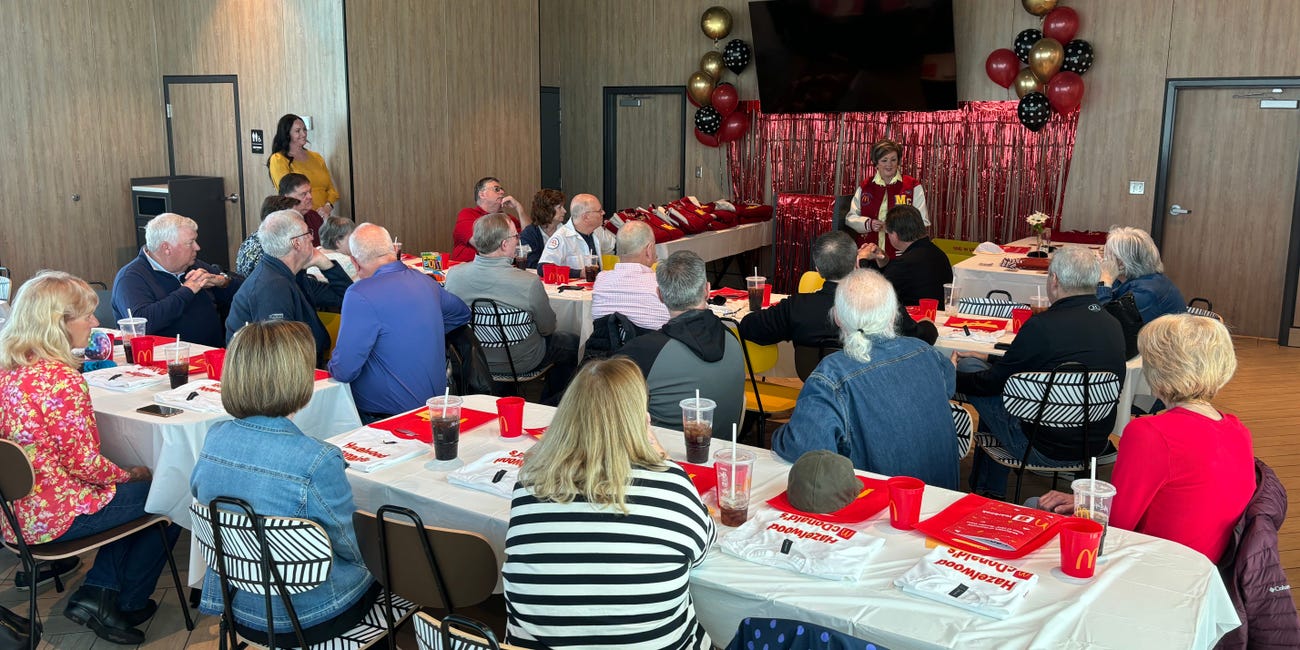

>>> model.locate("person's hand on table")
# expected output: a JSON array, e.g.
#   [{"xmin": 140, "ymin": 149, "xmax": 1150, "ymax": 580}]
[
  {"xmin": 126, "ymin": 466, "xmax": 152, "ymax": 482},
  {"xmin": 1036, "ymin": 489, "xmax": 1076, "ymax": 515}
]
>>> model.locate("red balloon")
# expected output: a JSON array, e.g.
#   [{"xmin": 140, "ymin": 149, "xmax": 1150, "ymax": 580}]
[
  {"xmin": 1042, "ymin": 7, "xmax": 1080, "ymax": 44},
  {"xmin": 688, "ymin": 92, "xmax": 702, "ymax": 108},
  {"xmin": 985, "ymin": 49, "xmax": 1019, "ymax": 88},
  {"xmin": 694, "ymin": 127, "xmax": 720, "ymax": 147},
  {"xmin": 1045, "ymin": 71, "xmax": 1085, "ymax": 112},
  {"xmin": 716, "ymin": 110, "xmax": 750, "ymax": 143},
  {"xmin": 710, "ymin": 83, "xmax": 739, "ymax": 117}
]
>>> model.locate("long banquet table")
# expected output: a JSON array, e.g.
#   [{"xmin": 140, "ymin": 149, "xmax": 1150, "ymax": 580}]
[
  {"xmin": 951, "ymin": 237, "xmax": 1104, "ymax": 305},
  {"xmin": 656, "ymin": 220, "xmax": 774, "ymax": 263},
  {"xmin": 337, "ymin": 395, "xmax": 1237, "ymax": 649}
]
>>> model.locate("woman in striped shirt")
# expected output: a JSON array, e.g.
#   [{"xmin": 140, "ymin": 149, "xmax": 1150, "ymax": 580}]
[{"xmin": 504, "ymin": 357, "xmax": 716, "ymax": 649}]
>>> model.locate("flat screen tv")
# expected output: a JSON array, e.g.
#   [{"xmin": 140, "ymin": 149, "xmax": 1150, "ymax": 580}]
[{"xmin": 748, "ymin": 0, "xmax": 957, "ymax": 114}]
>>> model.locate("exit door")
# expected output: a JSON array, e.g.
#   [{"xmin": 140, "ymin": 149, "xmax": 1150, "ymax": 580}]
[
  {"xmin": 164, "ymin": 75, "xmax": 245, "ymax": 268},
  {"xmin": 602, "ymin": 87, "xmax": 686, "ymax": 211}
]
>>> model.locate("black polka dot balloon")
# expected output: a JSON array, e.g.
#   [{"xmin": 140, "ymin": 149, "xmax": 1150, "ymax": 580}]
[
  {"xmin": 695, "ymin": 106, "xmax": 722, "ymax": 135},
  {"xmin": 1062, "ymin": 39, "xmax": 1095, "ymax": 75},
  {"xmin": 1013, "ymin": 28, "xmax": 1043, "ymax": 64},
  {"xmin": 1018, "ymin": 92, "xmax": 1052, "ymax": 132},
  {"xmin": 722, "ymin": 39, "xmax": 751, "ymax": 75}
]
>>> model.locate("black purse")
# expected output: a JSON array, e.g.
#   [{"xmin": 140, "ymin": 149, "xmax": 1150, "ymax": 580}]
[
  {"xmin": 1103, "ymin": 291, "xmax": 1142, "ymax": 360},
  {"xmin": 0, "ymin": 605, "xmax": 38, "ymax": 650}
]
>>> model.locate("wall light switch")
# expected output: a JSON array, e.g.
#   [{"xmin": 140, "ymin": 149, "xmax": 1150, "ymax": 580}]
[
  {"xmin": 1128, "ymin": 181, "xmax": 1145, "ymax": 195},
  {"xmin": 695, "ymin": 166, "xmax": 703, "ymax": 178}
]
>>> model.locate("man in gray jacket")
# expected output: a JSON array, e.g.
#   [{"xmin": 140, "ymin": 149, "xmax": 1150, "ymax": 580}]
[
  {"xmin": 620, "ymin": 251, "xmax": 745, "ymax": 437},
  {"xmin": 444, "ymin": 213, "xmax": 578, "ymax": 401}
]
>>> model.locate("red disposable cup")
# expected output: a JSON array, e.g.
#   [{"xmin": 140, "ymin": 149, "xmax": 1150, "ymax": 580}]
[
  {"xmin": 918, "ymin": 298, "xmax": 939, "ymax": 321},
  {"xmin": 496, "ymin": 396, "xmax": 525, "ymax": 438},
  {"xmin": 1011, "ymin": 308, "xmax": 1032, "ymax": 333},
  {"xmin": 761, "ymin": 284, "xmax": 773, "ymax": 307},
  {"xmin": 131, "ymin": 335, "xmax": 160, "ymax": 365},
  {"xmin": 204, "ymin": 349, "xmax": 227, "ymax": 381},
  {"xmin": 1059, "ymin": 517, "xmax": 1105, "ymax": 578},
  {"xmin": 887, "ymin": 476, "xmax": 925, "ymax": 530}
]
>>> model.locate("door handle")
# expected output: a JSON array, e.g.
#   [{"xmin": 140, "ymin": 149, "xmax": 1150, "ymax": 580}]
[
  {"xmin": 225, "ymin": 193, "xmax": 239, "ymax": 203},
  {"xmin": 1169, "ymin": 204, "xmax": 1191, "ymax": 216}
]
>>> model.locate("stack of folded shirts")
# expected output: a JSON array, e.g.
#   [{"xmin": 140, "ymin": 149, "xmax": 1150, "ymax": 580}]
[
  {"xmin": 84, "ymin": 365, "xmax": 168, "ymax": 392},
  {"xmin": 894, "ymin": 546, "xmax": 1038, "ymax": 619},
  {"xmin": 330, "ymin": 427, "xmax": 428, "ymax": 473},
  {"xmin": 153, "ymin": 379, "xmax": 225, "ymax": 414},
  {"xmin": 718, "ymin": 510, "xmax": 884, "ymax": 581},
  {"xmin": 447, "ymin": 449, "xmax": 527, "ymax": 498}
]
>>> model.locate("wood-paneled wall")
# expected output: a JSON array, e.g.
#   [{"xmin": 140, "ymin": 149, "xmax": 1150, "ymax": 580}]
[
  {"xmin": 346, "ymin": 0, "xmax": 541, "ymax": 255},
  {"xmin": 540, "ymin": 0, "xmax": 758, "ymax": 206},
  {"xmin": 0, "ymin": 0, "xmax": 348, "ymax": 289},
  {"xmin": 955, "ymin": 0, "xmax": 1300, "ymax": 232}
]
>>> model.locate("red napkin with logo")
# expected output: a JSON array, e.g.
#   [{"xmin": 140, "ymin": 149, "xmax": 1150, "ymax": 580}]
[
  {"xmin": 368, "ymin": 407, "xmax": 496, "ymax": 444},
  {"xmin": 677, "ymin": 462, "xmax": 717, "ymax": 496},
  {"xmin": 942, "ymin": 316, "xmax": 1008, "ymax": 333},
  {"xmin": 708, "ymin": 287, "xmax": 748, "ymax": 299}
]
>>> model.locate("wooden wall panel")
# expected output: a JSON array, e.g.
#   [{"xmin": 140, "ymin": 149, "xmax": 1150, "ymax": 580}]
[
  {"xmin": 153, "ymin": 0, "xmax": 349, "ymax": 242},
  {"xmin": 347, "ymin": 0, "xmax": 540, "ymax": 254},
  {"xmin": 0, "ymin": 0, "xmax": 164, "ymax": 286},
  {"xmin": 540, "ymin": 0, "xmax": 756, "ymax": 206},
  {"xmin": 1167, "ymin": 0, "xmax": 1300, "ymax": 78}
]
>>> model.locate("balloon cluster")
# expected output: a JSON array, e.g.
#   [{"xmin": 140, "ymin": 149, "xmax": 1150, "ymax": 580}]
[
  {"xmin": 985, "ymin": 0, "xmax": 1094, "ymax": 132},
  {"xmin": 690, "ymin": 6, "xmax": 752, "ymax": 147}
]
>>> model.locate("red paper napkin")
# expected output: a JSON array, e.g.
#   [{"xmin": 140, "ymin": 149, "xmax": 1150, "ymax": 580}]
[
  {"xmin": 942, "ymin": 316, "xmax": 1008, "ymax": 332},
  {"xmin": 708, "ymin": 287, "xmax": 748, "ymax": 299},
  {"xmin": 314, "ymin": 369, "xmax": 330, "ymax": 381},
  {"xmin": 1000, "ymin": 245, "xmax": 1031, "ymax": 254},
  {"xmin": 766, "ymin": 476, "xmax": 890, "ymax": 524},
  {"xmin": 368, "ymin": 407, "xmax": 496, "ymax": 443},
  {"xmin": 148, "ymin": 355, "xmax": 208, "ymax": 375},
  {"xmin": 677, "ymin": 462, "xmax": 717, "ymax": 496}
]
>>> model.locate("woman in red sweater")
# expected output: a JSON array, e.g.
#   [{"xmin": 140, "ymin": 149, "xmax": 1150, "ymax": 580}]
[{"xmin": 1038, "ymin": 313, "xmax": 1254, "ymax": 562}]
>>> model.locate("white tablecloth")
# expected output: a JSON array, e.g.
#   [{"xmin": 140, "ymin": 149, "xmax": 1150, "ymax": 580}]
[
  {"xmin": 657, "ymin": 220, "xmax": 774, "ymax": 263},
  {"xmin": 952, "ymin": 237, "xmax": 1104, "ymax": 305},
  {"xmin": 92, "ymin": 345, "xmax": 363, "ymax": 584},
  {"xmin": 334, "ymin": 395, "xmax": 1237, "ymax": 650}
]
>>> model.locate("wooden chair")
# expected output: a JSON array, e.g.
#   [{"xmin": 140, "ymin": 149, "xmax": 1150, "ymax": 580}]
[
  {"xmin": 971, "ymin": 362, "xmax": 1121, "ymax": 502},
  {"xmin": 957, "ymin": 290, "xmax": 1028, "ymax": 319},
  {"xmin": 352, "ymin": 506, "xmax": 498, "ymax": 627},
  {"xmin": 0, "ymin": 440, "xmax": 193, "ymax": 650},
  {"xmin": 190, "ymin": 498, "xmax": 414, "ymax": 650},
  {"xmin": 468, "ymin": 299, "xmax": 554, "ymax": 392},
  {"xmin": 951, "ymin": 401, "xmax": 974, "ymax": 460},
  {"xmin": 413, "ymin": 612, "xmax": 529, "ymax": 650},
  {"xmin": 724, "ymin": 318, "xmax": 800, "ymax": 447}
]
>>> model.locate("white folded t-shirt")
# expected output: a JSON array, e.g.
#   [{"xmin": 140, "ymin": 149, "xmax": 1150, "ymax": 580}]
[
  {"xmin": 894, "ymin": 546, "xmax": 1038, "ymax": 620},
  {"xmin": 718, "ymin": 510, "xmax": 884, "ymax": 581},
  {"xmin": 447, "ymin": 449, "xmax": 527, "ymax": 498}
]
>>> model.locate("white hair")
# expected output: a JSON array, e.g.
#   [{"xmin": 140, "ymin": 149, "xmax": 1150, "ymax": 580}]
[
  {"xmin": 348, "ymin": 222, "xmax": 396, "ymax": 264},
  {"xmin": 144, "ymin": 213, "xmax": 198, "ymax": 252},
  {"xmin": 258, "ymin": 210, "xmax": 308, "ymax": 258},
  {"xmin": 835, "ymin": 269, "xmax": 898, "ymax": 363},
  {"xmin": 616, "ymin": 221, "xmax": 655, "ymax": 257},
  {"xmin": 1105, "ymin": 226, "xmax": 1164, "ymax": 278},
  {"xmin": 1049, "ymin": 245, "xmax": 1101, "ymax": 294}
]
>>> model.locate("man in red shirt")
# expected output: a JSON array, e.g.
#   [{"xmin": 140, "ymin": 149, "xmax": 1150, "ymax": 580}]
[{"xmin": 450, "ymin": 177, "xmax": 531, "ymax": 262}]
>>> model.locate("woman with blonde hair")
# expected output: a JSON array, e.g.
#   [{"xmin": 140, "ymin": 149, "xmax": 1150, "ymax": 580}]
[
  {"xmin": 503, "ymin": 357, "xmax": 715, "ymax": 650},
  {"xmin": 1038, "ymin": 314, "xmax": 1254, "ymax": 561},
  {"xmin": 0, "ymin": 271, "xmax": 169, "ymax": 645},
  {"xmin": 190, "ymin": 320, "xmax": 377, "ymax": 646}
]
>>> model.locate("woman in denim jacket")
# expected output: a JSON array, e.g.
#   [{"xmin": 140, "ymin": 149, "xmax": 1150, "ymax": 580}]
[
  {"xmin": 1096, "ymin": 226, "xmax": 1186, "ymax": 323},
  {"xmin": 191, "ymin": 320, "xmax": 377, "ymax": 646},
  {"xmin": 770, "ymin": 269, "xmax": 958, "ymax": 489}
]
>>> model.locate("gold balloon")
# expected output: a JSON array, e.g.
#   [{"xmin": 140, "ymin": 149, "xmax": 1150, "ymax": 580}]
[
  {"xmin": 688, "ymin": 71, "xmax": 716, "ymax": 106},
  {"xmin": 1013, "ymin": 67, "xmax": 1042, "ymax": 98},
  {"xmin": 1028, "ymin": 37, "xmax": 1064, "ymax": 82},
  {"xmin": 700, "ymin": 51, "xmax": 724, "ymax": 80},
  {"xmin": 1021, "ymin": 0, "xmax": 1058, "ymax": 16},
  {"xmin": 700, "ymin": 6, "xmax": 733, "ymax": 41}
]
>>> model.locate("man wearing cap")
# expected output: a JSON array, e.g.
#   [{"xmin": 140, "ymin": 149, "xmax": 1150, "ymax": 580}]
[{"xmin": 770, "ymin": 269, "xmax": 958, "ymax": 489}]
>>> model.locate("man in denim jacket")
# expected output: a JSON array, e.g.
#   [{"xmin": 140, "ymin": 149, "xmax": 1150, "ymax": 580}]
[{"xmin": 771, "ymin": 269, "xmax": 958, "ymax": 489}]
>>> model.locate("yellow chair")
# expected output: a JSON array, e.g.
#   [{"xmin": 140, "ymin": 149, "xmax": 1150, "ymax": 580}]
[
  {"xmin": 724, "ymin": 321, "xmax": 800, "ymax": 447},
  {"xmin": 601, "ymin": 254, "xmax": 618, "ymax": 271},
  {"xmin": 317, "ymin": 310, "xmax": 342, "ymax": 359},
  {"xmin": 797, "ymin": 271, "xmax": 825, "ymax": 294}
]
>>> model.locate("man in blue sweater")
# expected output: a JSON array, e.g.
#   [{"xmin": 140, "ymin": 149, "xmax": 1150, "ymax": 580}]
[
  {"xmin": 328, "ymin": 223, "xmax": 470, "ymax": 421},
  {"xmin": 112, "ymin": 213, "xmax": 239, "ymax": 347}
]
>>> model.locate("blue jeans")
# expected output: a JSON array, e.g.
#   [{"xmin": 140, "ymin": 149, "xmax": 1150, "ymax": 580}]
[
  {"xmin": 967, "ymin": 394, "xmax": 1080, "ymax": 497},
  {"xmin": 55, "ymin": 481, "xmax": 180, "ymax": 610}
]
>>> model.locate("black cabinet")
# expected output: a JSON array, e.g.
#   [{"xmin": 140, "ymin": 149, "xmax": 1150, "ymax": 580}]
[{"xmin": 130, "ymin": 175, "xmax": 230, "ymax": 270}]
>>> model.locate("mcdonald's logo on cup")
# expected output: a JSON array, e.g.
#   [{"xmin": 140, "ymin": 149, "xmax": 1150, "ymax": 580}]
[{"xmin": 1059, "ymin": 517, "xmax": 1105, "ymax": 579}]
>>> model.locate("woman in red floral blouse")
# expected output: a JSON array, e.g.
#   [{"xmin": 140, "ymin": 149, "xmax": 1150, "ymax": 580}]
[{"xmin": 0, "ymin": 271, "xmax": 176, "ymax": 645}]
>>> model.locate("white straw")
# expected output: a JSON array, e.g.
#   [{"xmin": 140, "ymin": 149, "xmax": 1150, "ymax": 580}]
[
  {"xmin": 1089, "ymin": 457, "xmax": 1097, "ymax": 514},
  {"xmin": 753, "ymin": 266, "xmax": 758, "ymax": 278},
  {"xmin": 442, "ymin": 387, "xmax": 450, "ymax": 419},
  {"xmin": 175, "ymin": 335, "xmax": 182, "ymax": 362},
  {"xmin": 730, "ymin": 423, "xmax": 738, "ymax": 500},
  {"xmin": 127, "ymin": 308, "xmax": 133, "ymax": 319}
]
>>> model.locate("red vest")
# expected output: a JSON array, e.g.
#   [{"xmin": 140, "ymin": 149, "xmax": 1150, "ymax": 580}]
[{"xmin": 856, "ymin": 174, "xmax": 922, "ymax": 256}]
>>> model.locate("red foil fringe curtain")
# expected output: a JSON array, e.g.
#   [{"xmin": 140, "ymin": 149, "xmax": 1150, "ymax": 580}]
[
  {"xmin": 730, "ymin": 102, "xmax": 1078, "ymax": 292},
  {"xmin": 773, "ymin": 193, "xmax": 837, "ymax": 292}
]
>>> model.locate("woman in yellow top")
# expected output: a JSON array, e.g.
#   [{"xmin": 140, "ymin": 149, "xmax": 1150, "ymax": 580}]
[{"xmin": 267, "ymin": 114, "xmax": 339, "ymax": 216}]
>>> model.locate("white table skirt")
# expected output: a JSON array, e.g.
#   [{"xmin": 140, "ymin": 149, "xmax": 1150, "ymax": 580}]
[
  {"xmin": 334, "ymin": 395, "xmax": 1237, "ymax": 649},
  {"xmin": 656, "ymin": 220, "xmax": 774, "ymax": 263}
]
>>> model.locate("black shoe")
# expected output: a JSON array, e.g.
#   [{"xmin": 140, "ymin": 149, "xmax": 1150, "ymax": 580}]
[
  {"xmin": 64, "ymin": 585, "xmax": 146, "ymax": 645},
  {"xmin": 120, "ymin": 600, "xmax": 158, "ymax": 627},
  {"xmin": 15, "ymin": 556, "xmax": 81, "ymax": 591}
]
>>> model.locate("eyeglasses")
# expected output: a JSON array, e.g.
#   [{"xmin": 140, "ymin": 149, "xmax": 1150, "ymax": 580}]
[
  {"xmin": 488, "ymin": 185, "xmax": 506, "ymax": 194},
  {"xmin": 290, "ymin": 231, "xmax": 312, "ymax": 242}
]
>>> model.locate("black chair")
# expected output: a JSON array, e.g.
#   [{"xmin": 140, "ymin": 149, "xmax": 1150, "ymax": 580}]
[
  {"xmin": 1187, "ymin": 297, "xmax": 1224, "ymax": 321},
  {"xmin": 951, "ymin": 402, "xmax": 974, "ymax": 460},
  {"xmin": 971, "ymin": 362, "xmax": 1121, "ymax": 502},
  {"xmin": 87, "ymin": 280, "xmax": 116, "ymax": 327},
  {"xmin": 582, "ymin": 312, "xmax": 647, "ymax": 363},
  {"xmin": 957, "ymin": 289, "xmax": 1029, "ymax": 319},
  {"xmin": 468, "ymin": 299, "xmax": 554, "ymax": 394},
  {"xmin": 792, "ymin": 341, "xmax": 841, "ymax": 382},
  {"xmin": 0, "ymin": 440, "xmax": 193, "ymax": 650},
  {"xmin": 414, "ymin": 612, "xmax": 527, "ymax": 650}
]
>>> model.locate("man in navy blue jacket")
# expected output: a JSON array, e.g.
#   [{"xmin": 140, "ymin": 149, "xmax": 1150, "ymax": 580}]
[
  {"xmin": 329, "ymin": 223, "xmax": 470, "ymax": 421},
  {"xmin": 112, "ymin": 213, "xmax": 240, "ymax": 348},
  {"xmin": 225, "ymin": 210, "xmax": 351, "ymax": 366}
]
